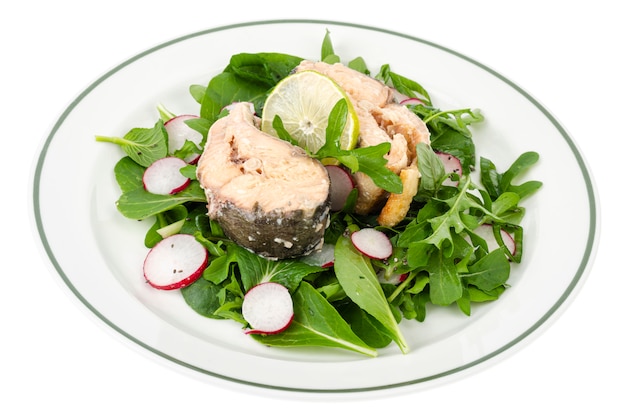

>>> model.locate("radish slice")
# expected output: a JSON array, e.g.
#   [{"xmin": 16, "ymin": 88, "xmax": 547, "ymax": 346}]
[
  {"xmin": 143, "ymin": 157, "xmax": 190, "ymax": 195},
  {"xmin": 164, "ymin": 114, "xmax": 203, "ymax": 163},
  {"xmin": 392, "ymin": 88, "xmax": 424, "ymax": 106},
  {"xmin": 399, "ymin": 97, "xmax": 424, "ymax": 106},
  {"xmin": 300, "ymin": 243, "xmax": 335, "ymax": 268},
  {"xmin": 377, "ymin": 270, "xmax": 408, "ymax": 285},
  {"xmin": 351, "ymin": 228, "xmax": 393, "ymax": 260},
  {"xmin": 143, "ymin": 234, "xmax": 208, "ymax": 290},
  {"xmin": 326, "ymin": 165, "xmax": 355, "ymax": 211},
  {"xmin": 435, "ymin": 151, "xmax": 462, "ymax": 187},
  {"xmin": 472, "ymin": 224, "xmax": 516, "ymax": 255},
  {"xmin": 242, "ymin": 282, "xmax": 294, "ymax": 335}
]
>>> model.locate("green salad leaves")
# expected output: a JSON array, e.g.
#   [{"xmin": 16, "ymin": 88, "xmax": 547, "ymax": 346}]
[{"xmin": 97, "ymin": 32, "xmax": 542, "ymax": 357}]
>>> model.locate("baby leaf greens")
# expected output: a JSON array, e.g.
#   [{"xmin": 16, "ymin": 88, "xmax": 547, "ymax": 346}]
[
  {"xmin": 334, "ymin": 231, "xmax": 409, "ymax": 353},
  {"xmin": 96, "ymin": 121, "xmax": 168, "ymax": 168},
  {"xmin": 96, "ymin": 31, "xmax": 542, "ymax": 357}
]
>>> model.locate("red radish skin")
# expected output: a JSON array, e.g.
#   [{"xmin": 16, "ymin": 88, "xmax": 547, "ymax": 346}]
[
  {"xmin": 325, "ymin": 165, "xmax": 355, "ymax": 211},
  {"xmin": 472, "ymin": 224, "xmax": 516, "ymax": 255},
  {"xmin": 143, "ymin": 157, "xmax": 190, "ymax": 195},
  {"xmin": 378, "ymin": 271, "xmax": 408, "ymax": 285},
  {"xmin": 143, "ymin": 234, "xmax": 208, "ymax": 290},
  {"xmin": 164, "ymin": 115, "xmax": 203, "ymax": 164},
  {"xmin": 351, "ymin": 228, "xmax": 393, "ymax": 260},
  {"xmin": 300, "ymin": 243, "xmax": 335, "ymax": 268},
  {"xmin": 399, "ymin": 97, "xmax": 424, "ymax": 106},
  {"xmin": 242, "ymin": 282, "xmax": 294, "ymax": 335},
  {"xmin": 392, "ymin": 89, "xmax": 424, "ymax": 106},
  {"xmin": 435, "ymin": 151, "xmax": 462, "ymax": 187}
]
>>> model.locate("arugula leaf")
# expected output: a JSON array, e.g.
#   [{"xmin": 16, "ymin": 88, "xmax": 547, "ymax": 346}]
[
  {"xmin": 427, "ymin": 250, "xmax": 463, "ymax": 306},
  {"xmin": 423, "ymin": 108, "xmax": 483, "ymax": 137},
  {"xmin": 481, "ymin": 152, "xmax": 543, "ymax": 200},
  {"xmin": 96, "ymin": 120, "xmax": 168, "ymax": 168},
  {"xmin": 376, "ymin": 64, "xmax": 432, "ymax": 106},
  {"xmin": 464, "ymin": 248, "xmax": 510, "ymax": 291}
]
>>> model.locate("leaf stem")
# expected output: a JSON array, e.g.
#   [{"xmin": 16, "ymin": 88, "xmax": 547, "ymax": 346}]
[{"xmin": 95, "ymin": 135, "xmax": 125, "ymax": 144}]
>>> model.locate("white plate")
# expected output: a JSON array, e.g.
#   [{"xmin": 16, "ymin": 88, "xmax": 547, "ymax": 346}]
[{"xmin": 32, "ymin": 20, "xmax": 598, "ymax": 395}]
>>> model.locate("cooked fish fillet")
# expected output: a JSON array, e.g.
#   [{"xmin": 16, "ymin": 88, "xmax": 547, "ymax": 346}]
[
  {"xmin": 295, "ymin": 61, "xmax": 430, "ymax": 222},
  {"xmin": 196, "ymin": 102, "xmax": 330, "ymax": 259}
]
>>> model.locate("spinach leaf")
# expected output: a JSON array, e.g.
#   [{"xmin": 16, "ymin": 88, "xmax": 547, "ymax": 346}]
[
  {"xmin": 113, "ymin": 156, "xmax": 145, "ymax": 193},
  {"xmin": 181, "ymin": 276, "xmax": 241, "ymax": 320},
  {"xmin": 334, "ymin": 233, "xmax": 409, "ymax": 354},
  {"xmin": 200, "ymin": 52, "xmax": 302, "ymax": 124},
  {"xmin": 415, "ymin": 142, "xmax": 447, "ymax": 192},
  {"xmin": 116, "ymin": 181, "xmax": 206, "ymax": 220},
  {"xmin": 235, "ymin": 246, "xmax": 322, "ymax": 292},
  {"xmin": 225, "ymin": 52, "xmax": 303, "ymax": 88},
  {"xmin": 337, "ymin": 302, "xmax": 393, "ymax": 348},
  {"xmin": 200, "ymin": 72, "xmax": 267, "ymax": 123},
  {"xmin": 251, "ymin": 282, "xmax": 378, "ymax": 357},
  {"xmin": 321, "ymin": 29, "xmax": 340, "ymax": 63},
  {"xmin": 96, "ymin": 120, "xmax": 167, "ymax": 167},
  {"xmin": 202, "ymin": 247, "xmax": 237, "ymax": 285},
  {"xmin": 144, "ymin": 205, "xmax": 188, "ymax": 248}
]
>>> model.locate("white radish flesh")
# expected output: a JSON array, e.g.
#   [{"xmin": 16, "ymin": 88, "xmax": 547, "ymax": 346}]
[
  {"xmin": 351, "ymin": 228, "xmax": 393, "ymax": 260},
  {"xmin": 435, "ymin": 151, "xmax": 462, "ymax": 187},
  {"xmin": 300, "ymin": 243, "xmax": 335, "ymax": 268},
  {"xmin": 143, "ymin": 157, "xmax": 190, "ymax": 195},
  {"xmin": 472, "ymin": 224, "xmax": 516, "ymax": 255},
  {"xmin": 164, "ymin": 115, "xmax": 203, "ymax": 163},
  {"xmin": 377, "ymin": 270, "xmax": 408, "ymax": 285},
  {"xmin": 326, "ymin": 165, "xmax": 355, "ymax": 211},
  {"xmin": 242, "ymin": 282, "xmax": 294, "ymax": 335},
  {"xmin": 143, "ymin": 234, "xmax": 208, "ymax": 290}
]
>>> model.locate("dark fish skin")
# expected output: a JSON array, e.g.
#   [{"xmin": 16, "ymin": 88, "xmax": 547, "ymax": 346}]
[
  {"xmin": 213, "ymin": 199, "xmax": 330, "ymax": 260},
  {"xmin": 196, "ymin": 102, "xmax": 331, "ymax": 260}
]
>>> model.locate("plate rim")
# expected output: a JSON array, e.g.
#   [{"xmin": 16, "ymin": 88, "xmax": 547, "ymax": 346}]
[{"xmin": 31, "ymin": 18, "xmax": 599, "ymax": 394}]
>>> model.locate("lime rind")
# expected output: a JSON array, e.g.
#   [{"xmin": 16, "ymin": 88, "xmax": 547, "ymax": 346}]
[{"xmin": 261, "ymin": 70, "xmax": 359, "ymax": 153}]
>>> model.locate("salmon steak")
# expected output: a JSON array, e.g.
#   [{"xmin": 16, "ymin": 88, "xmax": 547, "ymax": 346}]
[
  {"xmin": 294, "ymin": 61, "xmax": 431, "ymax": 226},
  {"xmin": 196, "ymin": 102, "xmax": 331, "ymax": 259}
]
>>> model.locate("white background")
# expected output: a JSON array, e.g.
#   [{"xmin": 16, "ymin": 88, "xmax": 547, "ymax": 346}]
[{"xmin": 3, "ymin": 0, "xmax": 623, "ymax": 412}]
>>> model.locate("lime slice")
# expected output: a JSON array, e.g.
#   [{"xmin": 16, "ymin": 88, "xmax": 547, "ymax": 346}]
[{"xmin": 261, "ymin": 70, "xmax": 359, "ymax": 153}]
